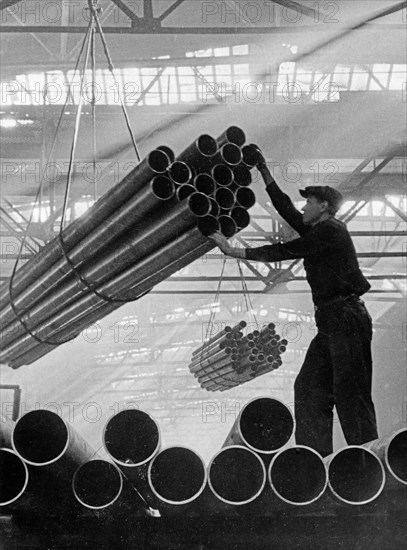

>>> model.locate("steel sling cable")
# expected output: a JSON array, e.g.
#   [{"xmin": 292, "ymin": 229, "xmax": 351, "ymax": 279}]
[
  {"xmin": 56, "ymin": 1, "xmax": 149, "ymax": 310},
  {"xmin": 237, "ymin": 258, "xmax": 259, "ymax": 330},
  {"xmin": 200, "ymin": 255, "xmax": 227, "ymax": 364},
  {"xmin": 6, "ymin": 20, "xmax": 94, "ymax": 348},
  {"xmin": 88, "ymin": 0, "xmax": 140, "ymax": 162}
]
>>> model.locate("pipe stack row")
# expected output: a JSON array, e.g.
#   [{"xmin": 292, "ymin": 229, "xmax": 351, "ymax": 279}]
[
  {"xmin": 0, "ymin": 126, "xmax": 261, "ymax": 369},
  {"xmin": 2, "ymin": 401, "xmax": 406, "ymax": 520},
  {"xmin": 189, "ymin": 322, "xmax": 288, "ymax": 392}
]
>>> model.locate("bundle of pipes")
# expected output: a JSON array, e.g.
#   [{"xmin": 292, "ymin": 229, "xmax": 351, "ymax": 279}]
[
  {"xmin": 189, "ymin": 321, "xmax": 288, "ymax": 392},
  {"xmin": 0, "ymin": 126, "xmax": 259, "ymax": 369}
]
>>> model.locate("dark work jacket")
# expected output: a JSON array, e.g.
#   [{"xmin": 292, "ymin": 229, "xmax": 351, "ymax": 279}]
[{"xmin": 245, "ymin": 180, "xmax": 370, "ymax": 307}]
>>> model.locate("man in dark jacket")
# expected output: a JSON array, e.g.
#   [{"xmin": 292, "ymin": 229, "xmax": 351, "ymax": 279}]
[{"xmin": 210, "ymin": 158, "xmax": 378, "ymax": 457}]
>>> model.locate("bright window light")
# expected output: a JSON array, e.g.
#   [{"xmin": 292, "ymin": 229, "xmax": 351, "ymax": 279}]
[{"xmin": 0, "ymin": 118, "xmax": 17, "ymax": 128}]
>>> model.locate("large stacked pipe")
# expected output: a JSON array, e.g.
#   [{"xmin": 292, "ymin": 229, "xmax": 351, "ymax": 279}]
[
  {"xmin": 206, "ymin": 445, "xmax": 266, "ymax": 515},
  {"xmin": 103, "ymin": 409, "xmax": 161, "ymax": 509},
  {"xmin": 12, "ymin": 410, "xmax": 97, "ymax": 480},
  {"xmin": 147, "ymin": 446, "xmax": 207, "ymax": 516},
  {"xmin": 189, "ymin": 322, "xmax": 288, "ymax": 392},
  {"xmin": 363, "ymin": 428, "xmax": 407, "ymax": 510},
  {"xmin": 268, "ymin": 445, "xmax": 328, "ymax": 507},
  {"xmin": 1, "ymin": 127, "xmax": 258, "ymax": 368},
  {"xmin": 324, "ymin": 446, "xmax": 386, "ymax": 506},
  {"xmin": 72, "ymin": 458, "xmax": 150, "ymax": 517},
  {"xmin": 363, "ymin": 428, "xmax": 407, "ymax": 487},
  {"xmin": 0, "ymin": 448, "xmax": 29, "ymax": 508},
  {"xmin": 223, "ymin": 397, "xmax": 295, "ymax": 458},
  {"xmin": 7, "ymin": 410, "xmax": 99, "ymax": 518}
]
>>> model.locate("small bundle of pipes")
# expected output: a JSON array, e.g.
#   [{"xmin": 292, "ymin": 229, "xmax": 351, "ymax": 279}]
[
  {"xmin": 0, "ymin": 126, "xmax": 260, "ymax": 369},
  {"xmin": 189, "ymin": 321, "xmax": 288, "ymax": 391}
]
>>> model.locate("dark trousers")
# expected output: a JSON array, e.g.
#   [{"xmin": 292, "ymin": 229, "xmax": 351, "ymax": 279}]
[{"xmin": 294, "ymin": 298, "xmax": 378, "ymax": 457}]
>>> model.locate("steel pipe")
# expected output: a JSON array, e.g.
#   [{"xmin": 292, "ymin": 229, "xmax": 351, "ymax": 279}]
[
  {"xmin": 230, "ymin": 206, "xmax": 250, "ymax": 230},
  {"xmin": 72, "ymin": 458, "xmax": 151, "ymax": 518},
  {"xmin": 12, "ymin": 410, "xmax": 97, "ymax": 479},
  {"xmin": 190, "ymin": 344, "xmax": 232, "ymax": 367},
  {"xmin": 0, "ymin": 448, "xmax": 29, "ymax": 507},
  {"xmin": 176, "ymin": 183, "xmax": 196, "ymax": 201},
  {"xmin": 196, "ymin": 215, "xmax": 219, "ymax": 237},
  {"xmin": 0, "ymin": 149, "xmax": 170, "ymax": 308},
  {"xmin": 191, "ymin": 350, "xmax": 233, "ymax": 374},
  {"xmin": 167, "ymin": 161, "xmax": 192, "ymax": 185},
  {"xmin": 216, "ymin": 126, "xmax": 246, "ymax": 148},
  {"xmin": 0, "ymin": 447, "xmax": 89, "ymax": 517},
  {"xmin": 190, "ymin": 340, "xmax": 229, "ymax": 368},
  {"xmin": 193, "ymin": 321, "xmax": 246, "ymax": 355},
  {"xmin": 242, "ymin": 144, "xmax": 262, "ymax": 168},
  {"xmin": 363, "ymin": 428, "xmax": 407, "ymax": 485},
  {"xmin": 210, "ymin": 164, "xmax": 234, "ymax": 187},
  {"xmin": 198, "ymin": 363, "xmax": 237, "ymax": 384},
  {"xmin": 176, "ymin": 135, "xmax": 217, "ymax": 170},
  {"xmin": 214, "ymin": 187, "xmax": 235, "ymax": 210},
  {"xmin": 214, "ymin": 188, "xmax": 235, "ymax": 210},
  {"xmin": 0, "ymin": 175, "xmax": 175, "ymax": 335},
  {"xmin": 208, "ymin": 445, "xmax": 266, "ymax": 508},
  {"xmin": 148, "ymin": 446, "xmax": 207, "ymax": 514},
  {"xmin": 8, "ymin": 228, "xmax": 214, "ymax": 367},
  {"xmin": 194, "ymin": 174, "xmax": 215, "ymax": 196},
  {"xmin": 268, "ymin": 446, "xmax": 327, "ymax": 506},
  {"xmin": 103, "ymin": 409, "xmax": 160, "ymax": 507},
  {"xmin": 1, "ymin": 194, "xmax": 211, "ymax": 361},
  {"xmin": 72, "ymin": 459, "xmax": 123, "ymax": 510},
  {"xmin": 193, "ymin": 356, "xmax": 235, "ymax": 378},
  {"xmin": 208, "ymin": 198, "xmax": 220, "ymax": 217},
  {"xmin": 208, "ymin": 143, "xmax": 242, "ymax": 168},
  {"xmin": 235, "ymin": 187, "xmax": 256, "ymax": 209},
  {"xmin": 325, "ymin": 446, "xmax": 386, "ymax": 505},
  {"xmin": 156, "ymin": 145, "xmax": 175, "ymax": 162},
  {"xmin": 223, "ymin": 397, "xmax": 295, "ymax": 454},
  {"xmin": 218, "ymin": 215, "xmax": 238, "ymax": 238},
  {"xmin": 232, "ymin": 165, "xmax": 252, "ymax": 187}
]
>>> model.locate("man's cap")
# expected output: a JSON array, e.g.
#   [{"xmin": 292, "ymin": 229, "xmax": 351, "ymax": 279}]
[{"xmin": 299, "ymin": 186, "xmax": 343, "ymax": 212}]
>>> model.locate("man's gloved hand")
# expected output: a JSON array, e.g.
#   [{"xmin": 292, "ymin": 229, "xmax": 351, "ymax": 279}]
[
  {"xmin": 248, "ymin": 144, "xmax": 266, "ymax": 167},
  {"xmin": 209, "ymin": 231, "xmax": 229, "ymax": 253}
]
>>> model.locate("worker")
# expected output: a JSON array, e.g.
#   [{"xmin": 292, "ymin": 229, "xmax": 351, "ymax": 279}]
[{"xmin": 210, "ymin": 152, "xmax": 378, "ymax": 457}]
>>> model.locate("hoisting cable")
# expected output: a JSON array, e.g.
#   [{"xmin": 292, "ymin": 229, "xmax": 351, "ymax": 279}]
[
  {"xmin": 88, "ymin": 0, "xmax": 140, "ymax": 162},
  {"xmin": 200, "ymin": 256, "xmax": 227, "ymax": 361},
  {"xmin": 56, "ymin": 6, "xmax": 149, "ymax": 319},
  {"xmin": 90, "ymin": 0, "xmax": 98, "ymax": 201},
  {"xmin": 7, "ymin": 9, "xmax": 145, "ymax": 350},
  {"xmin": 7, "ymin": 20, "xmax": 95, "ymax": 347},
  {"xmin": 237, "ymin": 257, "xmax": 259, "ymax": 330}
]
